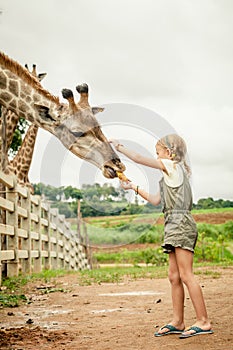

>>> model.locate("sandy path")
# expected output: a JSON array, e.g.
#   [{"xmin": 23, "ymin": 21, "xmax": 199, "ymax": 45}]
[{"xmin": 0, "ymin": 266, "xmax": 233, "ymax": 349}]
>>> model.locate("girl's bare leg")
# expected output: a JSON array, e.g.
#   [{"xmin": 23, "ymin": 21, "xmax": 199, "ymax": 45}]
[
  {"xmin": 175, "ymin": 248, "xmax": 212, "ymax": 334},
  {"xmin": 157, "ymin": 252, "xmax": 185, "ymax": 334}
]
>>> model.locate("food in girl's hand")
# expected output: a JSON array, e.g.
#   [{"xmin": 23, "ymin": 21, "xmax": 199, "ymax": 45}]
[{"xmin": 116, "ymin": 171, "xmax": 130, "ymax": 182}]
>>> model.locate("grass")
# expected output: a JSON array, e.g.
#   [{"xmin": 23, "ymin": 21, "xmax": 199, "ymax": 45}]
[
  {"xmin": 1, "ymin": 269, "xmax": 71, "ymax": 291},
  {"xmin": 0, "ymin": 294, "xmax": 27, "ymax": 307},
  {"xmin": 77, "ymin": 265, "xmax": 168, "ymax": 285},
  {"xmin": 0, "ymin": 269, "xmax": 75, "ymax": 308}
]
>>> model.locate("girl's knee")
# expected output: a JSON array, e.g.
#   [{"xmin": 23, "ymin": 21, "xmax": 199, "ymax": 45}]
[
  {"xmin": 179, "ymin": 271, "xmax": 195, "ymax": 285},
  {"xmin": 168, "ymin": 270, "xmax": 181, "ymax": 285}
]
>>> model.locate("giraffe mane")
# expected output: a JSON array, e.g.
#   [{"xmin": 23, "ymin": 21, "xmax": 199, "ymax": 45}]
[{"xmin": 0, "ymin": 51, "xmax": 60, "ymax": 105}]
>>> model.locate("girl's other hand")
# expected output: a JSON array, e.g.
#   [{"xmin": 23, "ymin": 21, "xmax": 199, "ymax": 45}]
[{"xmin": 120, "ymin": 180, "xmax": 134, "ymax": 190}]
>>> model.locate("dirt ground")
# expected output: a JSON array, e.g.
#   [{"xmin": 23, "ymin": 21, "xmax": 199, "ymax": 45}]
[
  {"xmin": 155, "ymin": 211, "xmax": 233, "ymax": 225},
  {"xmin": 0, "ymin": 266, "xmax": 233, "ymax": 350}
]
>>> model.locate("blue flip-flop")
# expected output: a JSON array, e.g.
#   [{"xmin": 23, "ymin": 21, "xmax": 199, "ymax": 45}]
[
  {"xmin": 179, "ymin": 326, "xmax": 214, "ymax": 339},
  {"xmin": 154, "ymin": 324, "xmax": 185, "ymax": 337}
]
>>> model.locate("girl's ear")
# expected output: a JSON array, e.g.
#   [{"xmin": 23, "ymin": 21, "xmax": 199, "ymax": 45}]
[{"xmin": 166, "ymin": 148, "xmax": 172, "ymax": 158}]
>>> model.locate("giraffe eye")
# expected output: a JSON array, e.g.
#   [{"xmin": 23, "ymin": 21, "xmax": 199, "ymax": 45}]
[{"xmin": 58, "ymin": 105, "xmax": 64, "ymax": 111}]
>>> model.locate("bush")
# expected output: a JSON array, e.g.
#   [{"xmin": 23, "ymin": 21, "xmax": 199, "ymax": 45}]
[{"xmin": 195, "ymin": 231, "xmax": 233, "ymax": 263}]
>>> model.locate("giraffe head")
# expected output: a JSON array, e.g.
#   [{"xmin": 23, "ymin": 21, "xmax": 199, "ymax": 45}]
[
  {"xmin": 0, "ymin": 52, "xmax": 125, "ymax": 178},
  {"xmin": 53, "ymin": 86, "xmax": 125, "ymax": 178}
]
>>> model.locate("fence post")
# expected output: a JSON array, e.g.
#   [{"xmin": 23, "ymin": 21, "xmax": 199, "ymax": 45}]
[
  {"xmin": 43, "ymin": 204, "xmax": 51, "ymax": 270},
  {"xmin": 20, "ymin": 188, "xmax": 32, "ymax": 274},
  {"xmin": 33, "ymin": 196, "xmax": 42, "ymax": 273},
  {"xmin": 58, "ymin": 215, "xmax": 67, "ymax": 269},
  {"xmin": 51, "ymin": 209, "xmax": 63, "ymax": 269},
  {"xmin": 83, "ymin": 221, "xmax": 92, "ymax": 269},
  {"xmin": 6, "ymin": 178, "xmax": 19, "ymax": 277}
]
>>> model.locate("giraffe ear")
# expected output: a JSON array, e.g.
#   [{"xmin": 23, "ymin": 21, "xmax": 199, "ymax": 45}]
[
  {"xmin": 38, "ymin": 73, "xmax": 47, "ymax": 82},
  {"xmin": 92, "ymin": 107, "xmax": 105, "ymax": 115},
  {"xmin": 34, "ymin": 103, "xmax": 56, "ymax": 122}
]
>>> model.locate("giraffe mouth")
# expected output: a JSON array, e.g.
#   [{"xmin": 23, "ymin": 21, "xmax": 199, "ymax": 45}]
[
  {"xmin": 103, "ymin": 166, "xmax": 118, "ymax": 178},
  {"xmin": 103, "ymin": 162, "xmax": 126, "ymax": 179}
]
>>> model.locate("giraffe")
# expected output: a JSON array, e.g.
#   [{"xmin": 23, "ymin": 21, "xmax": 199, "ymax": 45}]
[{"xmin": 0, "ymin": 51, "xmax": 125, "ymax": 179}]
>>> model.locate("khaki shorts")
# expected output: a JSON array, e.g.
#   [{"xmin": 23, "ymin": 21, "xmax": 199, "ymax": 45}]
[{"xmin": 162, "ymin": 212, "xmax": 198, "ymax": 254}]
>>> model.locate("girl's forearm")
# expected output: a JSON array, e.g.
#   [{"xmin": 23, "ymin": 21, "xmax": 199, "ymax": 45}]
[
  {"xmin": 116, "ymin": 143, "xmax": 164, "ymax": 170},
  {"xmin": 116, "ymin": 144, "xmax": 141, "ymax": 163},
  {"xmin": 130, "ymin": 183, "xmax": 161, "ymax": 206}
]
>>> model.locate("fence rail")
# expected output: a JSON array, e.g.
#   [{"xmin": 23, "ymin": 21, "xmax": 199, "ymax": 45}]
[{"xmin": 0, "ymin": 170, "xmax": 90, "ymax": 285}]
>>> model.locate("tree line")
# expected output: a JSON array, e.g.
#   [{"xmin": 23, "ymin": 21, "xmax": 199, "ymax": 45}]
[{"xmin": 33, "ymin": 183, "xmax": 233, "ymax": 218}]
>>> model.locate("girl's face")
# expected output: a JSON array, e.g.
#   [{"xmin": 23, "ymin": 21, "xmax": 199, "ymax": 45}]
[{"xmin": 156, "ymin": 144, "xmax": 171, "ymax": 159}]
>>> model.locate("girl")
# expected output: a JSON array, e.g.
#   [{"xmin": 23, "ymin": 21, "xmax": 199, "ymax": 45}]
[{"xmin": 110, "ymin": 134, "xmax": 213, "ymax": 339}]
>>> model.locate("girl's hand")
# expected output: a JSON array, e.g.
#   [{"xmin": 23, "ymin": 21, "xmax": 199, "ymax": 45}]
[
  {"xmin": 109, "ymin": 138, "xmax": 121, "ymax": 149},
  {"xmin": 120, "ymin": 180, "xmax": 134, "ymax": 190}
]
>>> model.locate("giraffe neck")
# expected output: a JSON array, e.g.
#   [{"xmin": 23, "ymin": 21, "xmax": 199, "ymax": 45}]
[
  {"xmin": 0, "ymin": 52, "xmax": 60, "ymax": 128},
  {"xmin": 0, "ymin": 107, "xmax": 21, "ymax": 150},
  {"xmin": 8, "ymin": 124, "xmax": 38, "ymax": 184}
]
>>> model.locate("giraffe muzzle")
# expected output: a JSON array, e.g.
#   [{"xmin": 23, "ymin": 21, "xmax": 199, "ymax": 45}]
[{"xmin": 102, "ymin": 158, "xmax": 126, "ymax": 179}]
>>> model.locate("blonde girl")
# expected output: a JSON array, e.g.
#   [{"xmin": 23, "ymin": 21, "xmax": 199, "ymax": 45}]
[{"xmin": 110, "ymin": 134, "xmax": 213, "ymax": 339}]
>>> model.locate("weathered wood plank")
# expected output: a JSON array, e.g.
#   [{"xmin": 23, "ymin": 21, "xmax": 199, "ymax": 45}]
[
  {"xmin": 31, "ymin": 196, "xmax": 39, "ymax": 205},
  {"xmin": 50, "ymin": 251, "xmax": 57, "ymax": 258},
  {"xmin": 41, "ymin": 218, "xmax": 48, "ymax": 227},
  {"xmin": 18, "ymin": 206, "xmax": 27, "ymax": 218},
  {"xmin": 0, "ymin": 250, "xmax": 15, "ymax": 260},
  {"xmin": 41, "ymin": 234, "xmax": 48, "ymax": 242},
  {"xmin": 31, "ymin": 231, "xmax": 39, "ymax": 240},
  {"xmin": 30, "ymin": 213, "xmax": 39, "ymax": 223},
  {"xmin": 41, "ymin": 251, "xmax": 48, "ymax": 258},
  {"xmin": 0, "ymin": 223, "xmax": 14, "ymax": 236},
  {"xmin": 50, "ymin": 237, "xmax": 57, "ymax": 244},
  {"xmin": 18, "ymin": 250, "xmax": 28, "ymax": 259},
  {"xmin": 31, "ymin": 251, "xmax": 39, "ymax": 258},
  {"xmin": 15, "ymin": 185, "xmax": 28, "ymax": 198},
  {"xmin": 0, "ymin": 196, "xmax": 14, "ymax": 211},
  {"xmin": 18, "ymin": 228, "xmax": 28, "ymax": 239},
  {"xmin": 0, "ymin": 171, "xmax": 14, "ymax": 188}
]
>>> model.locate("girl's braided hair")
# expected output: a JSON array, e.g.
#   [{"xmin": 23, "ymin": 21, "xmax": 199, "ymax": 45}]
[{"xmin": 157, "ymin": 134, "xmax": 191, "ymax": 176}]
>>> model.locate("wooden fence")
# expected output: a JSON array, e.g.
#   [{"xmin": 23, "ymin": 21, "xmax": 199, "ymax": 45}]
[{"xmin": 0, "ymin": 170, "xmax": 90, "ymax": 285}]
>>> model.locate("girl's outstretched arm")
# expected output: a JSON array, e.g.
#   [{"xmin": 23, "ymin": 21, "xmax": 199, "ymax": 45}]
[
  {"xmin": 109, "ymin": 139, "xmax": 166, "ymax": 172},
  {"xmin": 120, "ymin": 181, "xmax": 161, "ymax": 206}
]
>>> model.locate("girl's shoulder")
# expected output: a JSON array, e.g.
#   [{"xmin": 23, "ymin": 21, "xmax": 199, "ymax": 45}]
[{"xmin": 160, "ymin": 159, "xmax": 183, "ymax": 187}]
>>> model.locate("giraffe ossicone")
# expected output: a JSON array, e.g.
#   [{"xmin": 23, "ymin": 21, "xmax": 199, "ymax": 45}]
[{"xmin": 0, "ymin": 51, "xmax": 125, "ymax": 179}]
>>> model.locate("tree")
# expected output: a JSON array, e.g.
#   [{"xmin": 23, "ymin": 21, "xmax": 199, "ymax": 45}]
[
  {"xmin": 196, "ymin": 197, "xmax": 215, "ymax": 209},
  {"xmin": 63, "ymin": 186, "xmax": 83, "ymax": 201},
  {"xmin": 8, "ymin": 118, "xmax": 29, "ymax": 157}
]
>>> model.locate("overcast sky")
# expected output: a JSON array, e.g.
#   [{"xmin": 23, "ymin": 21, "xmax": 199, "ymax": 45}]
[{"xmin": 1, "ymin": 0, "xmax": 233, "ymax": 202}]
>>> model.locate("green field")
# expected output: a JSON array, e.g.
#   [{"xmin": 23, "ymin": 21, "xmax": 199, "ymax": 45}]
[{"xmin": 67, "ymin": 208, "xmax": 233, "ymax": 265}]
